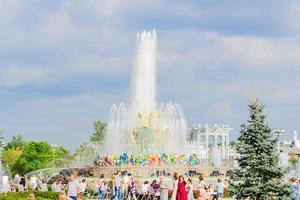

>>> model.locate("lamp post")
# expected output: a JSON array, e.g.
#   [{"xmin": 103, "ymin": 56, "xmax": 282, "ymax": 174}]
[{"xmin": 274, "ymin": 128, "xmax": 284, "ymax": 153}]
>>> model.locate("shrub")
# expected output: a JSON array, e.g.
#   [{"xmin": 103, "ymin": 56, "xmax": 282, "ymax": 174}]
[{"xmin": 0, "ymin": 191, "xmax": 59, "ymax": 200}]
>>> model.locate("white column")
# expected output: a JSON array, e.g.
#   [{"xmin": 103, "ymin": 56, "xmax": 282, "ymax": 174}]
[
  {"xmin": 221, "ymin": 135, "xmax": 225, "ymax": 159},
  {"xmin": 213, "ymin": 134, "xmax": 217, "ymax": 148},
  {"xmin": 226, "ymin": 135, "xmax": 229, "ymax": 160}
]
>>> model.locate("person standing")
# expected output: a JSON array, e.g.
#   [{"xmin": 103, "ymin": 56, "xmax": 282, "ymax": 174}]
[
  {"xmin": 20, "ymin": 176, "xmax": 26, "ymax": 191},
  {"xmin": 30, "ymin": 175, "xmax": 38, "ymax": 190},
  {"xmin": 176, "ymin": 175, "xmax": 188, "ymax": 200},
  {"xmin": 128, "ymin": 176, "xmax": 137, "ymax": 200},
  {"xmin": 151, "ymin": 179, "xmax": 161, "ymax": 198},
  {"xmin": 1, "ymin": 174, "xmax": 10, "ymax": 193},
  {"xmin": 14, "ymin": 173, "xmax": 20, "ymax": 186},
  {"xmin": 109, "ymin": 174, "xmax": 116, "ymax": 200},
  {"xmin": 160, "ymin": 176, "xmax": 168, "ymax": 200},
  {"xmin": 79, "ymin": 179, "xmax": 87, "ymax": 195},
  {"xmin": 197, "ymin": 175, "xmax": 206, "ymax": 200},
  {"xmin": 141, "ymin": 181, "xmax": 150, "ymax": 195},
  {"xmin": 123, "ymin": 172, "xmax": 130, "ymax": 197},
  {"xmin": 171, "ymin": 172, "xmax": 179, "ymax": 200},
  {"xmin": 67, "ymin": 173, "xmax": 79, "ymax": 200},
  {"xmin": 114, "ymin": 171, "xmax": 122, "ymax": 200},
  {"xmin": 52, "ymin": 181, "xmax": 59, "ymax": 192},
  {"xmin": 186, "ymin": 178, "xmax": 194, "ymax": 200},
  {"xmin": 216, "ymin": 178, "xmax": 224, "ymax": 200},
  {"xmin": 98, "ymin": 174, "xmax": 106, "ymax": 199},
  {"xmin": 39, "ymin": 180, "xmax": 48, "ymax": 191}
]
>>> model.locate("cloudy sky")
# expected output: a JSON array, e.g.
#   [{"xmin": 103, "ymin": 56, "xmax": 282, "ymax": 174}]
[{"xmin": 1, "ymin": 0, "xmax": 300, "ymax": 149}]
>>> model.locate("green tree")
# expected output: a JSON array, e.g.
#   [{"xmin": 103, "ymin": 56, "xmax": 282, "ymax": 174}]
[
  {"xmin": 90, "ymin": 120, "xmax": 107, "ymax": 142},
  {"xmin": 52, "ymin": 145, "xmax": 74, "ymax": 167},
  {"xmin": 0, "ymin": 130, "xmax": 4, "ymax": 147},
  {"xmin": 229, "ymin": 141, "xmax": 237, "ymax": 148},
  {"xmin": 2, "ymin": 148, "xmax": 22, "ymax": 173},
  {"xmin": 232, "ymin": 99, "xmax": 293, "ymax": 199},
  {"xmin": 75, "ymin": 142, "xmax": 88, "ymax": 155},
  {"xmin": 288, "ymin": 155, "xmax": 298, "ymax": 170},
  {"xmin": 5, "ymin": 135, "xmax": 26, "ymax": 150},
  {"xmin": 13, "ymin": 141, "xmax": 71, "ymax": 175}
]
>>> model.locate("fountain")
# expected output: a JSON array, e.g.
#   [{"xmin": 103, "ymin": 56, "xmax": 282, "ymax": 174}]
[
  {"xmin": 25, "ymin": 31, "xmax": 234, "ymax": 180},
  {"xmin": 104, "ymin": 30, "xmax": 187, "ymax": 154}
]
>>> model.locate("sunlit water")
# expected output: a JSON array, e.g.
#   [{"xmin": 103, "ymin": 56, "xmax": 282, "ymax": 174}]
[{"xmin": 104, "ymin": 30, "xmax": 187, "ymax": 154}]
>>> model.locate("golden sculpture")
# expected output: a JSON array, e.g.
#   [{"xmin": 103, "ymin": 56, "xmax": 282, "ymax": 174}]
[{"xmin": 127, "ymin": 111, "xmax": 166, "ymax": 152}]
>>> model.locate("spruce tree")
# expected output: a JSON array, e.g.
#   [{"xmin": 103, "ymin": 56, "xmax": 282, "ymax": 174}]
[{"xmin": 232, "ymin": 99, "xmax": 293, "ymax": 199}]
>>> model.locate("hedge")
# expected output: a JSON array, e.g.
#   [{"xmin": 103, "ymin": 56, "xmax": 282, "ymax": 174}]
[{"xmin": 0, "ymin": 191, "xmax": 60, "ymax": 200}]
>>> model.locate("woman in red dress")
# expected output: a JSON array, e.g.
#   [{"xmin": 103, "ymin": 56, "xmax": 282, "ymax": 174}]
[{"xmin": 176, "ymin": 175, "xmax": 188, "ymax": 200}]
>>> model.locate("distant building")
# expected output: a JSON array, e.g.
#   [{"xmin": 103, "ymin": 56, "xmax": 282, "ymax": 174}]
[
  {"xmin": 283, "ymin": 130, "xmax": 300, "ymax": 148},
  {"xmin": 186, "ymin": 124, "xmax": 232, "ymax": 162},
  {"xmin": 279, "ymin": 130, "xmax": 300, "ymax": 178}
]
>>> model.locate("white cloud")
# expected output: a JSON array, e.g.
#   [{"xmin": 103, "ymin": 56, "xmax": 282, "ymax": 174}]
[
  {"xmin": 210, "ymin": 101, "xmax": 236, "ymax": 117},
  {"xmin": 16, "ymin": 92, "xmax": 118, "ymax": 108},
  {"xmin": 288, "ymin": 1, "xmax": 300, "ymax": 31},
  {"xmin": 0, "ymin": 0, "xmax": 300, "ymax": 147},
  {"xmin": 64, "ymin": 0, "xmax": 121, "ymax": 19},
  {"xmin": 0, "ymin": 66, "xmax": 48, "ymax": 86},
  {"xmin": 195, "ymin": 82, "xmax": 240, "ymax": 95},
  {"xmin": 267, "ymin": 90, "xmax": 300, "ymax": 104},
  {"xmin": 211, "ymin": 34, "xmax": 300, "ymax": 69},
  {"xmin": 158, "ymin": 30, "xmax": 300, "ymax": 70}
]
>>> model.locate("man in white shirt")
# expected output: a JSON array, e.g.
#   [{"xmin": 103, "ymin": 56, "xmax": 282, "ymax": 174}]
[
  {"xmin": 114, "ymin": 171, "xmax": 122, "ymax": 200},
  {"xmin": 1, "ymin": 175, "xmax": 10, "ymax": 193},
  {"xmin": 141, "ymin": 181, "xmax": 150, "ymax": 194},
  {"xmin": 30, "ymin": 175, "xmax": 38, "ymax": 190},
  {"xmin": 67, "ymin": 173, "xmax": 79, "ymax": 200},
  {"xmin": 79, "ymin": 179, "xmax": 87, "ymax": 194},
  {"xmin": 123, "ymin": 172, "xmax": 130, "ymax": 197}
]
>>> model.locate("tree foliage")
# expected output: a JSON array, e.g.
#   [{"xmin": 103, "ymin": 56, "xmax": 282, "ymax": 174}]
[
  {"xmin": 232, "ymin": 99, "xmax": 293, "ymax": 199},
  {"xmin": 75, "ymin": 142, "xmax": 88, "ymax": 155},
  {"xmin": 4, "ymin": 135, "xmax": 26, "ymax": 150},
  {"xmin": 13, "ymin": 142, "xmax": 70, "ymax": 175},
  {"xmin": 288, "ymin": 156, "xmax": 298, "ymax": 169},
  {"xmin": 90, "ymin": 120, "xmax": 107, "ymax": 142},
  {"xmin": 229, "ymin": 141, "xmax": 237, "ymax": 148},
  {"xmin": 0, "ymin": 130, "xmax": 4, "ymax": 147},
  {"xmin": 2, "ymin": 148, "xmax": 22, "ymax": 174}
]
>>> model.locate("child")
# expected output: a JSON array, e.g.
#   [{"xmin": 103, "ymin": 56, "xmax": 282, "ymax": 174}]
[
  {"xmin": 186, "ymin": 178, "xmax": 194, "ymax": 200},
  {"xmin": 58, "ymin": 193, "xmax": 67, "ymax": 200},
  {"xmin": 27, "ymin": 193, "xmax": 36, "ymax": 200},
  {"xmin": 206, "ymin": 184, "xmax": 214, "ymax": 200},
  {"xmin": 216, "ymin": 178, "xmax": 224, "ymax": 200}
]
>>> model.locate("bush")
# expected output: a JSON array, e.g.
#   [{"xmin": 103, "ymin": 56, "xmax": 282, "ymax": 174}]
[{"xmin": 0, "ymin": 191, "xmax": 60, "ymax": 200}]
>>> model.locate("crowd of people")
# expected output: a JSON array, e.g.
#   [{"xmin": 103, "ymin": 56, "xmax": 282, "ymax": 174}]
[
  {"xmin": 2, "ymin": 171, "xmax": 300, "ymax": 200},
  {"xmin": 0, "ymin": 171, "xmax": 227, "ymax": 200},
  {"xmin": 94, "ymin": 153, "xmax": 201, "ymax": 167},
  {"xmin": 0, "ymin": 174, "xmax": 49, "ymax": 192},
  {"xmin": 88, "ymin": 171, "xmax": 227, "ymax": 200}
]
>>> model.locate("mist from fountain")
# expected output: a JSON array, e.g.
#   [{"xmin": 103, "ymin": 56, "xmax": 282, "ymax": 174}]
[
  {"xmin": 104, "ymin": 30, "xmax": 187, "ymax": 155},
  {"xmin": 130, "ymin": 31, "xmax": 156, "ymax": 114}
]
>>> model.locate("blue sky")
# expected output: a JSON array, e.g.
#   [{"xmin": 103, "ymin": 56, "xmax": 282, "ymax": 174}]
[{"xmin": 1, "ymin": 0, "xmax": 300, "ymax": 150}]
